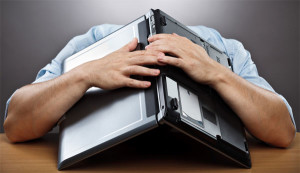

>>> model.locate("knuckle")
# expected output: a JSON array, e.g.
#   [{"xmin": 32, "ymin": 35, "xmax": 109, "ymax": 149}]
[
  {"xmin": 175, "ymin": 59, "xmax": 183, "ymax": 67},
  {"xmin": 127, "ymin": 79, "xmax": 135, "ymax": 87},
  {"xmin": 128, "ymin": 66, "xmax": 135, "ymax": 74},
  {"xmin": 124, "ymin": 66, "xmax": 133, "ymax": 74},
  {"xmin": 147, "ymin": 69, "xmax": 155, "ymax": 75},
  {"xmin": 145, "ymin": 68, "xmax": 153, "ymax": 75}
]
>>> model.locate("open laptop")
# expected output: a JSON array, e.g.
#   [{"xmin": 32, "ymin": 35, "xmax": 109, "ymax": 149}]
[{"xmin": 58, "ymin": 9, "xmax": 251, "ymax": 170}]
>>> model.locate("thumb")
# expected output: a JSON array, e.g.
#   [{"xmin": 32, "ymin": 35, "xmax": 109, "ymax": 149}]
[{"xmin": 120, "ymin": 38, "xmax": 138, "ymax": 52}]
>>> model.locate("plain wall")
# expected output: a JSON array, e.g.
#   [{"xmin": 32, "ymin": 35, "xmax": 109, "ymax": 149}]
[{"xmin": 1, "ymin": 0, "xmax": 299, "ymax": 133}]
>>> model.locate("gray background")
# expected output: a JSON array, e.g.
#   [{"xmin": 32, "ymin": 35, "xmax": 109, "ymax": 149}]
[{"xmin": 0, "ymin": 0, "xmax": 299, "ymax": 133}]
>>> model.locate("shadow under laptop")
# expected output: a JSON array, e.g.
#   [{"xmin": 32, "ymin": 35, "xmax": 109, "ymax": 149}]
[{"xmin": 64, "ymin": 126, "xmax": 244, "ymax": 171}]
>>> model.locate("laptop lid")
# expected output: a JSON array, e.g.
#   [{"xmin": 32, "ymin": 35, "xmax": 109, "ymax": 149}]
[{"xmin": 58, "ymin": 13, "xmax": 158, "ymax": 170}]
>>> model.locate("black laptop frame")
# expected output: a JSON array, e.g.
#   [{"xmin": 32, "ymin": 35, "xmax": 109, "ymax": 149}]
[{"xmin": 150, "ymin": 9, "xmax": 251, "ymax": 168}]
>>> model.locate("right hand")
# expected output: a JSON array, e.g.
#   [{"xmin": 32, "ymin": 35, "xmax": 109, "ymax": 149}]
[
  {"xmin": 78, "ymin": 38, "xmax": 163, "ymax": 90},
  {"xmin": 147, "ymin": 33, "xmax": 227, "ymax": 86}
]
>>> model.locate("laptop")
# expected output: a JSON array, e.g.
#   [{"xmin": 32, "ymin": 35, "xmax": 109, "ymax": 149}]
[{"xmin": 58, "ymin": 9, "xmax": 251, "ymax": 170}]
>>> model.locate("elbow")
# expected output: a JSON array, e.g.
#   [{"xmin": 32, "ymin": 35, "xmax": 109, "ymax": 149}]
[
  {"xmin": 3, "ymin": 117, "xmax": 20, "ymax": 143},
  {"xmin": 4, "ymin": 118, "xmax": 38, "ymax": 143},
  {"xmin": 271, "ymin": 124, "xmax": 296, "ymax": 148},
  {"xmin": 279, "ymin": 125, "xmax": 296, "ymax": 148},
  {"xmin": 3, "ymin": 92, "xmax": 24, "ymax": 143},
  {"xmin": 3, "ymin": 111, "xmax": 39, "ymax": 143},
  {"xmin": 276, "ymin": 136, "xmax": 295, "ymax": 149},
  {"xmin": 3, "ymin": 88, "xmax": 47, "ymax": 143},
  {"xmin": 4, "ymin": 111, "xmax": 49, "ymax": 143},
  {"xmin": 267, "ymin": 100, "xmax": 297, "ymax": 148}
]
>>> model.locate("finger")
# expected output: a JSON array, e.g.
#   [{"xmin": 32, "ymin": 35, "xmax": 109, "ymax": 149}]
[
  {"xmin": 124, "ymin": 66, "xmax": 160, "ymax": 76},
  {"xmin": 125, "ymin": 50, "xmax": 166, "ymax": 66},
  {"xmin": 124, "ymin": 78, "xmax": 152, "ymax": 88},
  {"xmin": 157, "ymin": 53, "xmax": 184, "ymax": 69},
  {"xmin": 148, "ymin": 34, "xmax": 175, "ymax": 42},
  {"xmin": 147, "ymin": 35, "xmax": 189, "ymax": 49},
  {"xmin": 146, "ymin": 39, "xmax": 169, "ymax": 49},
  {"xmin": 120, "ymin": 38, "xmax": 138, "ymax": 52},
  {"xmin": 128, "ymin": 55, "xmax": 160, "ymax": 65},
  {"xmin": 127, "ymin": 49, "xmax": 158, "ymax": 57},
  {"xmin": 146, "ymin": 44, "xmax": 182, "ymax": 57}
]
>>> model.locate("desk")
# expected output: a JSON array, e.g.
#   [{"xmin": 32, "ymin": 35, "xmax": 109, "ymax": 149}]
[{"xmin": 0, "ymin": 131, "xmax": 299, "ymax": 173}]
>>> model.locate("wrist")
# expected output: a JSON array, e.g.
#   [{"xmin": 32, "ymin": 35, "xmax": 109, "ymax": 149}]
[
  {"xmin": 68, "ymin": 65, "xmax": 91, "ymax": 92},
  {"xmin": 208, "ymin": 65, "xmax": 231, "ymax": 90}
]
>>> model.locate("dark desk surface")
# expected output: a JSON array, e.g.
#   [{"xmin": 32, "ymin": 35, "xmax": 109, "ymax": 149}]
[{"xmin": 0, "ymin": 130, "xmax": 299, "ymax": 173}]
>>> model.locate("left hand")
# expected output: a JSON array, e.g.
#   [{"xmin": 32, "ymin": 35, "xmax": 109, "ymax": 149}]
[
  {"xmin": 148, "ymin": 34, "xmax": 296, "ymax": 148},
  {"xmin": 147, "ymin": 33, "xmax": 227, "ymax": 86}
]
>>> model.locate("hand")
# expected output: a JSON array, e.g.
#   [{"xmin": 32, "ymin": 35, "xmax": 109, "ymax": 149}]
[
  {"xmin": 147, "ymin": 34, "xmax": 296, "ymax": 148},
  {"xmin": 147, "ymin": 33, "xmax": 228, "ymax": 86},
  {"xmin": 79, "ymin": 38, "xmax": 163, "ymax": 90}
]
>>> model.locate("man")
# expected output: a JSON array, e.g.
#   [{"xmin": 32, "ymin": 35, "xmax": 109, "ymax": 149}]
[{"xmin": 3, "ymin": 24, "xmax": 296, "ymax": 147}]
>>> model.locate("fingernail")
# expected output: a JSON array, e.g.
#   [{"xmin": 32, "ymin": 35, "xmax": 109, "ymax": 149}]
[
  {"xmin": 145, "ymin": 82, "xmax": 151, "ymax": 87},
  {"xmin": 154, "ymin": 69, "xmax": 160, "ymax": 75},
  {"xmin": 145, "ymin": 45, "xmax": 149, "ymax": 49}
]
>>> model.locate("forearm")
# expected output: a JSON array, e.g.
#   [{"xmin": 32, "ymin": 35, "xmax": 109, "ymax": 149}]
[
  {"xmin": 211, "ymin": 67, "xmax": 296, "ymax": 147},
  {"xmin": 148, "ymin": 33, "xmax": 296, "ymax": 148},
  {"xmin": 4, "ymin": 38, "xmax": 162, "ymax": 143},
  {"xmin": 4, "ymin": 67, "xmax": 89, "ymax": 142}
]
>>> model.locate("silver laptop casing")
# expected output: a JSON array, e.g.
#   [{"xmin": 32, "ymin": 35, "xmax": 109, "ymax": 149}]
[{"xmin": 58, "ymin": 14, "xmax": 158, "ymax": 170}]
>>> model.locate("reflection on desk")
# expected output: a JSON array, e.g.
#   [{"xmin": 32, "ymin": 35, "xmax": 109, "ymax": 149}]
[{"xmin": 0, "ymin": 128, "xmax": 299, "ymax": 173}]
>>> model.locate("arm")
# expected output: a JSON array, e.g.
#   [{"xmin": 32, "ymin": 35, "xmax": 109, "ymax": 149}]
[
  {"xmin": 4, "ymin": 38, "xmax": 162, "ymax": 143},
  {"xmin": 147, "ymin": 33, "xmax": 296, "ymax": 148}
]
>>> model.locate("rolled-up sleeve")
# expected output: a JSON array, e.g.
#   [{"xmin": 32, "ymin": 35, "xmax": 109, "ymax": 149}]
[
  {"xmin": 189, "ymin": 26, "xmax": 295, "ymax": 127},
  {"xmin": 33, "ymin": 24, "xmax": 122, "ymax": 84},
  {"xmin": 225, "ymin": 38, "xmax": 296, "ymax": 129},
  {"xmin": 4, "ymin": 24, "xmax": 122, "ymax": 121}
]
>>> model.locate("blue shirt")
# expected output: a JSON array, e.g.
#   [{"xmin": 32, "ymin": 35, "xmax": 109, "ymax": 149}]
[{"xmin": 4, "ymin": 24, "xmax": 296, "ymax": 128}]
